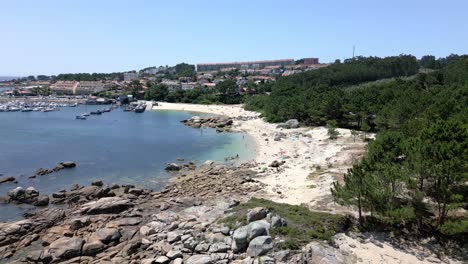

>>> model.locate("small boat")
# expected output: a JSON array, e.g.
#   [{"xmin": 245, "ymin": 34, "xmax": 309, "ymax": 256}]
[
  {"xmin": 123, "ymin": 107, "xmax": 133, "ymax": 112},
  {"xmin": 102, "ymin": 108, "xmax": 111, "ymax": 112},
  {"xmin": 42, "ymin": 108, "xmax": 55, "ymax": 112},
  {"xmin": 70, "ymin": 103, "xmax": 78, "ymax": 107},
  {"xmin": 90, "ymin": 110, "xmax": 102, "ymax": 115},
  {"xmin": 82, "ymin": 113, "xmax": 90, "ymax": 117},
  {"xmin": 134, "ymin": 106, "xmax": 145, "ymax": 113},
  {"xmin": 75, "ymin": 115, "xmax": 86, "ymax": 120},
  {"xmin": 21, "ymin": 108, "xmax": 33, "ymax": 112}
]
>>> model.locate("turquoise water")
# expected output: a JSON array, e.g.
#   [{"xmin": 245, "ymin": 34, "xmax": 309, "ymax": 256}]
[{"xmin": 0, "ymin": 105, "xmax": 255, "ymax": 221}]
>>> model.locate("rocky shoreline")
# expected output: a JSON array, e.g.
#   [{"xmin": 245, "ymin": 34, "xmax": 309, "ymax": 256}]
[
  {"xmin": 0, "ymin": 161, "xmax": 357, "ymax": 264},
  {"xmin": 180, "ymin": 116, "xmax": 234, "ymax": 132}
]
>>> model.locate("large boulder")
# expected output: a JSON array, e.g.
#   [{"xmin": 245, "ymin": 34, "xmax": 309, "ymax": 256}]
[
  {"xmin": 0, "ymin": 176, "xmax": 16, "ymax": 184},
  {"xmin": 60, "ymin": 161, "xmax": 76, "ymax": 168},
  {"xmin": 95, "ymin": 227, "xmax": 121, "ymax": 244},
  {"xmin": 247, "ymin": 207, "xmax": 268, "ymax": 223},
  {"xmin": 270, "ymin": 215, "xmax": 287, "ymax": 228},
  {"xmin": 25, "ymin": 187, "xmax": 39, "ymax": 196},
  {"xmin": 69, "ymin": 217, "xmax": 90, "ymax": 231},
  {"xmin": 274, "ymin": 132, "xmax": 287, "ymax": 141},
  {"xmin": 47, "ymin": 237, "xmax": 84, "ymax": 260},
  {"xmin": 155, "ymin": 256, "xmax": 171, "ymax": 264},
  {"xmin": 232, "ymin": 225, "xmax": 249, "ymax": 253},
  {"xmin": 208, "ymin": 242, "xmax": 230, "ymax": 253},
  {"xmin": 246, "ymin": 236, "xmax": 273, "ymax": 256},
  {"xmin": 140, "ymin": 221, "xmax": 167, "ymax": 236},
  {"xmin": 276, "ymin": 123, "xmax": 290, "ymax": 129},
  {"xmin": 34, "ymin": 195, "xmax": 50, "ymax": 206},
  {"xmin": 302, "ymin": 241, "xmax": 354, "ymax": 263},
  {"xmin": 165, "ymin": 163, "xmax": 182, "ymax": 171},
  {"xmin": 269, "ymin": 160, "xmax": 285, "ymax": 168},
  {"xmin": 52, "ymin": 192, "xmax": 66, "ymax": 199},
  {"xmin": 167, "ymin": 231, "xmax": 182, "ymax": 243},
  {"xmin": 91, "ymin": 180, "xmax": 103, "ymax": 187},
  {"xmin": 82, "ymin": 240, "xmax": 106, "ymax": 255},
  {"xmin": 7, "ymin": 187, "xmax": 25, "ymax": 200},
  {"xmin": 35, "ymin": 168, "xmax": 53, "ymax": 176},
  {"xmin": 166, "ymin": 249, "xmax": 183, "ymax": 259},
  {"xmin": 186, "ymin": 255, "xmax": 214, "ymax": 264},
  {"xmin": 285, "ymin": 119, "xmax": 300, "ymax": 128},
  {"xmin": 247, "ymin": 220, "xmax": 270, "ymax": 240},
  {"xmin": 80, "ymin": 197, "xmax": 133, "ymax": 215}
]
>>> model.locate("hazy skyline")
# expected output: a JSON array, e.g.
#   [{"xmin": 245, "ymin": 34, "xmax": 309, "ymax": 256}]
[{"xmin": 1, "ymin": 0, "xmax": 467, "ymax": 76}]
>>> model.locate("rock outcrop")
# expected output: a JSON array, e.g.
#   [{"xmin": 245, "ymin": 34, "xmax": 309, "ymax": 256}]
[
  {"xmin": 0, "ymin": 162, "xmax": 358, "ymax": 264},
  {"xmin": 4, "ymin": 186, "xmax": 50, "ymax": 206},
  {"xmin": 276, "ymin": 119, "xmax": 300, "ymax": 129},
  {"xmin": 0, "ymin": 176, "xmax": 16, "ymax": 184},
  {"xmin": 181, "ymin": 116, "xmax": 234, "ymax": 131},
  {"xmin": 34, "ymin": 161, "xmax": 77, "ymax": 176}
]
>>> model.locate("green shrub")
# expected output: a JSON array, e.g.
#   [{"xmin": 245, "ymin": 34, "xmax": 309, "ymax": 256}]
[
  {"xmin": 440, "ymin": 220, "xmax": 468, "ymax": 236},
  {"xmin": 220, "ymin": 198, "xmax": 350, "ymax": 249}
]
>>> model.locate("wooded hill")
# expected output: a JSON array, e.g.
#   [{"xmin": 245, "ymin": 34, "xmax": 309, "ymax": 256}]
[{"xmin": 246, "ymin": 55, "xmax": 468, "ymax": 245}]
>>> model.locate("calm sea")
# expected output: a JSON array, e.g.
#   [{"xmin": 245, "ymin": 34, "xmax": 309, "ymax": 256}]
[{"xmin": 0, "ymin": 105, "xmax": 255, "ymax": 221}]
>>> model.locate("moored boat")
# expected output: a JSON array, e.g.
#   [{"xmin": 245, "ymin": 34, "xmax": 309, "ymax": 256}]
[{"xmin": 134, "ymin": 106, "xmax": 145, "ymax": 113}]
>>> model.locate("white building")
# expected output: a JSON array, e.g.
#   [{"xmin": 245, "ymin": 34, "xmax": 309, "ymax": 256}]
[{"xmin": 124, "ymin": 72, "xmax": 139, "ymax": 82}]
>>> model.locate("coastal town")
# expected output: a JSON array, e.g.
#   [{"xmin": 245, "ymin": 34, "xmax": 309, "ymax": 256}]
[
  {"xmin": 1, "ymin": 1, "xmax": 467, "ymax": 263},
  {"xmin": 0, "ymin": 58, "xmax": 324, "ymax": 100}
]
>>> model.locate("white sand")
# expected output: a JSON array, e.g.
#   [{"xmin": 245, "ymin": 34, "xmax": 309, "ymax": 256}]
[{"xmin": 150, "ymin": 102, "xmax": 458, "ymax": 264}]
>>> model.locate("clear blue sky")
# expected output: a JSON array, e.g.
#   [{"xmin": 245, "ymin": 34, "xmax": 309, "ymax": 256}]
[{"xmin": 1, "ymin": 0, "xmax": 467, "ymax": 76}]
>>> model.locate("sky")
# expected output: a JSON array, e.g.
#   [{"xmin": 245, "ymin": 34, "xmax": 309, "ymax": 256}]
[{"xmin": 1, "ymin": 0, "xmax": 467, "ymax": 76}]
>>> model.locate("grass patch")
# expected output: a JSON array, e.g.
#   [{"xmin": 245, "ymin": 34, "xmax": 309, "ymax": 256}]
[
  {"xmin": 307, "ymin": 165, "xmax": 326, "ymax": 180},
  {"xmin": 220, "ymin": 198, "xmax": 351, "ymax": 249}
]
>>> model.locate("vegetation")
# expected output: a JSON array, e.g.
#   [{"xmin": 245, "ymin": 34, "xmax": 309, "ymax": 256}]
[
  {"xmin": 174, "ymin": 63, "xmax": 196, "ymax": 78},
  {"xmin": 245, "ymin": 54, "xmax": 467, "ymax": 243},
  {"xmin": 245, "ymin": 55, "xmax": 422, "ymax": 124},
  {"xmin": 221, "ymin": 198, "xmax": 350, "ymax": 249},
  {"xmin": 54, "ymin": 72, "xmax": 124, "ymax": 82},
  {"xmin": 326, "ymin": 120, "xmax": 339, "ymax": 139},
  {"xmin": 144, "ymin": 79, "xmax": 245, "ymax": 104},
  {"xmin": 31, "ymin": 86, "xmax": 51, "ymax": 96}
]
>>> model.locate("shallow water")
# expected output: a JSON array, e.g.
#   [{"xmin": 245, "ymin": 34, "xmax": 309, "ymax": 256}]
[{"xmin": 0, "ymin": 105, "xmax": 255, "ymax": 221}]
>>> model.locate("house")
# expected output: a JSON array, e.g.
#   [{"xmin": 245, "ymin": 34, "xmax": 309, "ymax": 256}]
[
  {"xmin": 181, "ymin": 82, "xmax": 199, "ymax": 91},
  {"xmin": 178, "ymin": 76, "xmax": 193, "ymax": 83},
  {"xmin": 201, "ymin": 82, "xmax": 216, "ymax": 90},
  {"xmin": 51, "ymin": 81, "xmax": 79, "ymax": 95},
  {"xmin": 76, "ymin": 81, "xmax": 105, "ymax": 95},
  {"xmin": 124, "ymin": 72, "xmax": 139, "ymax": 82},
  {"xmin": 161, "ymin": 79, "xmax": 181, "ymax": 92}
]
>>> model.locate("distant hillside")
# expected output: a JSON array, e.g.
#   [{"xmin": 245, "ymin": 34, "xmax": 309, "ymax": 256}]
[{"xmin": 0, "ymin": 76, "xmax": 18, "ymax": 82}]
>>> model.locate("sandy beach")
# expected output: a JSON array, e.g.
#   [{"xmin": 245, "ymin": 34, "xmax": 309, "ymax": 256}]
[{"xmin": 151, "ymin": 102, "xmax": 368, "ymax": 209}]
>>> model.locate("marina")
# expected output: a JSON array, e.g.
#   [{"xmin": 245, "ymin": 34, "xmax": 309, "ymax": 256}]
[{"xmin": 0, "ymin": 100, "xmax": 78, "ymax": 112}]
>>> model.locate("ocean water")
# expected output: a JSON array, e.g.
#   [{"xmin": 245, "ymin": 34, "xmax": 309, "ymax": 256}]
[{"xmin": 0, "ymin": 105, "xmax": 255, "ymax": 221}]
